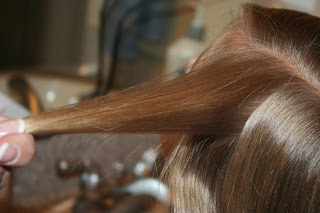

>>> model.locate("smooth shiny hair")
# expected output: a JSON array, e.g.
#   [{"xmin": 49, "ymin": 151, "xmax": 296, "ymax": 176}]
[{"xmin": 25, "ymin": 4, "xmax": 320, "ymax": 212}]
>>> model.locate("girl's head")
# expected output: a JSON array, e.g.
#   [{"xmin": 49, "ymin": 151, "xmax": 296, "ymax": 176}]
[
  {"xmin": 166, "ymin": 5, "xmax": 320, "ymax": 212},
  {"xmin": 24, "ymin": 4, "xmax": 320, "ymax": 212}
]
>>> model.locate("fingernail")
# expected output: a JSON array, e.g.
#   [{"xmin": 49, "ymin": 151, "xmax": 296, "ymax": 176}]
[
  {"xmin": 0, "ymin": 143, "xmax": 20, "ymax": 164},
  {"xmin": 0, "ymin": 119, "xmax": 25, "ymax": 137}
]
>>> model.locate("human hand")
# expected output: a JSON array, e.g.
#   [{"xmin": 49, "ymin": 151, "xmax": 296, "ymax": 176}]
[{"xmin": 0, "ymin": 116, "xmax": 35, "ymax": 188}]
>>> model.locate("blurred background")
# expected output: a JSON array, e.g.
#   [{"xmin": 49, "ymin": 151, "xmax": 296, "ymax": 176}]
[
  {"xmin": 0, "ymin": 0, "xmax": 319, "ymax": 212},
  {"xmin": 1, "ymin": 0, "xmax": 319, "ymax": 111}
]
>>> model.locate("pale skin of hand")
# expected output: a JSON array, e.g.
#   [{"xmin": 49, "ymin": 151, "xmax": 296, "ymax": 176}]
[{"xmin": 0, "ymin": 115, "xmax": 35, "ymax": 167}]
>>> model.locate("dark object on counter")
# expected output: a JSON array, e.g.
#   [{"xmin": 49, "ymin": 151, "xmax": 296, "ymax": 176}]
[{"xmin": 8, "ymin": 75, "xmax": 42, "ymax": 115}]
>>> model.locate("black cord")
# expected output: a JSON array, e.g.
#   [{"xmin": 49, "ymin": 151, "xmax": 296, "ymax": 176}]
[
  {"xmin": 94, "ymin": 0, "xmax": 117, "ymax": 97},
  {"xmin": 101, "ymin": 0, "xmax": 150, "ymax": 95},
  {"xmin": 95, "ymin": 1, "xmax": 194, "ymax": 96}
]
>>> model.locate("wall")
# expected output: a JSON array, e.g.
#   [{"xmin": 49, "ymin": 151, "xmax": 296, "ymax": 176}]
[
  {"xmin": 202, "ymin": 0, "xmax": 253, "ymax": 46},
  {"xmin": 39, "ymin": 0, "xmax": 87, "ymax": 68}
]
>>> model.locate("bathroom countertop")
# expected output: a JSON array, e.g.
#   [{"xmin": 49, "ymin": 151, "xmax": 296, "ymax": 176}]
[{"xmin": 13, "ymin": 133, "xmax": 160, "ymax": 200}]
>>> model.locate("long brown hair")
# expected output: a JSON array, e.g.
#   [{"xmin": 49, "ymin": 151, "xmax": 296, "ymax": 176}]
[{"xmin": 24, "ymin": 4, "xmax": 320, "ymax": 212}]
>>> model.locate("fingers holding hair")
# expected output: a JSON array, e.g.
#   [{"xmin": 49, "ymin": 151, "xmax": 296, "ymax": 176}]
[{"xmin": 0, "ymin": 117, "xmax": 35, "ymax": 167}]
